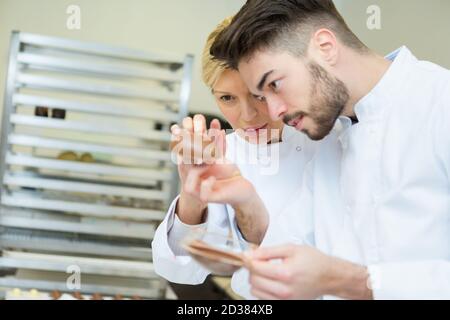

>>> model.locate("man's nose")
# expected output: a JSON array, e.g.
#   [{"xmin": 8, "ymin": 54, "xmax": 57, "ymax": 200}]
[
  {"xmin": 241, "ymin": 98, "xmax": 257, "ymax": 121},
  {"xmin": 266, "ymin": 95, "xmax": 288, "ymax": 121}
]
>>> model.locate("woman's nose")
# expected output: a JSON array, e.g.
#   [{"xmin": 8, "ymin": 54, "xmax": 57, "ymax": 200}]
[{"xmin": 241, "ymin": 99, "xmax": 258, "ymax": 121}]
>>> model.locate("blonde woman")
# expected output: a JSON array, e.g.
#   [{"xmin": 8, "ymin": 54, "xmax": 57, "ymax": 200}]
[{"xmin": 152, "ymin": 17, "xmax": 317, "ymax": 299}]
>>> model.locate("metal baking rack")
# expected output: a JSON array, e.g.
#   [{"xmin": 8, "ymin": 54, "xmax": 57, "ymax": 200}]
[{"xmin": 0, "ymin": 31, "xmax": 193, "ymax": 299}]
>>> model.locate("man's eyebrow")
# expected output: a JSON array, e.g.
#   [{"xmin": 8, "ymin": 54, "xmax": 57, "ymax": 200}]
[{"xmin": 257, "ymin": 70, "xmax": 274, "ymax": 91}]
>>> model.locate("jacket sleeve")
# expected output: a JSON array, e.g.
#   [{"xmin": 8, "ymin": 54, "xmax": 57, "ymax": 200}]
[
  {"xmin": 151, "ymin": 195, "xmax": 236, "ymax": 284},
  {"xmin": 261, "ymin": 163, "xmax": 315, "ymax": 248}
]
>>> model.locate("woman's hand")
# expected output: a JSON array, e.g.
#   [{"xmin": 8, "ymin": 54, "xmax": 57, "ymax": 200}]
[
  {"xmin": 179, "ymin": 155, "xmax": 268, "ymax": 244},
  {"xmin": 170, "ymin": 114, "xmax": 227, "ymax": 225},
  {"xmin": 170, "ymin": 114, "xmax": 269, "ymax": 243}
]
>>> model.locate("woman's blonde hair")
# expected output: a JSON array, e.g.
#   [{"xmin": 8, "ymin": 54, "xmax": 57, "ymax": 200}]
[{"xmin": 201, "ymin": 16, "xmax": 234, "ymax": 89}]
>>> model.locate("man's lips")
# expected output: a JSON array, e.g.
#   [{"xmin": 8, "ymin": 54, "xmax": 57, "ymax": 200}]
[{"xmin": 288, "ymin": 115, "xmax": 304, "ymax": 130}]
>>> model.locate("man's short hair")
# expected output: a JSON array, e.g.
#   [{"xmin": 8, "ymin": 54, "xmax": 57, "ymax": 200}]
[{"xmin": 210, "ymin": 0, "xmax": 368, "ymax": 69}]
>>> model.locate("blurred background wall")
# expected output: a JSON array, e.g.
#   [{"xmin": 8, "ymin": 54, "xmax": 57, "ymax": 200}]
[
  {"xmin": 1, "ymin": 0, "xmax": 449, "ymax": 119},
  {"xmin": 338, "ymin": 0, "xmax": 450, "ymax": 69}
]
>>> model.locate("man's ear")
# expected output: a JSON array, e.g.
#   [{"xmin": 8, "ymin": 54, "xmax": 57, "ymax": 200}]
[{"xmin": 308, "ymin": 28, "xmax": 339, "ymax": 66}]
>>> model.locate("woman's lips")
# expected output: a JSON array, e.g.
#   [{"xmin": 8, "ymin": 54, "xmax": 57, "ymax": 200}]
[{"xmin": 244, "ymin": 123, "xmax": 268, "ymax": 133}]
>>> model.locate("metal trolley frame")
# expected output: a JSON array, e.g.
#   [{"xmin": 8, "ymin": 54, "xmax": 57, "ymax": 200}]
[{"xmin": 0, "ymin": 31, "xmax": 193, "ymax": 299}]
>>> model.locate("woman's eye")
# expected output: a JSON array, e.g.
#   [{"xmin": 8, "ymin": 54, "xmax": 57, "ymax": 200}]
[
  {"xmin": 255, "ymin": 95, "xmax": 266, "ymax": 102},
  {"xmin": 220, "ymin": 95, "xmax": 234, "ymax": 102}
]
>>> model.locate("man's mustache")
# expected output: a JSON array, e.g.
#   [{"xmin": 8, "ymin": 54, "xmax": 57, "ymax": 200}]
[{"xmin": 282, "ymin": 111, "xmax": 306, "ymax": 125}]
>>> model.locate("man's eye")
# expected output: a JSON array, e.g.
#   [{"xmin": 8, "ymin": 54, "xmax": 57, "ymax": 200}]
[
  {"xmin": 256, "ymin": 95, "xmax": 266, "ymax": 102},
  {"xmin": 252, "ymin": 94, "xmax": 266, "ymax": 102},
  {"xmin": 220, "ymin": 95, "xmax": 234, "ymax": 102},
  {"xmin": 269, "ymin": 80, "xmax": 281, "ymax": 91}
]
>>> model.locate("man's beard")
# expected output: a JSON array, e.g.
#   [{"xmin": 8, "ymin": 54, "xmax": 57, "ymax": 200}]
[{"xmin": 283, "ymin": 61, "xmax": 349, "ymax": 141}]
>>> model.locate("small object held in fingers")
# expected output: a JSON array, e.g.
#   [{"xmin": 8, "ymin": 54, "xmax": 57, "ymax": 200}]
[
  {"xmin": 193, "ymin": 162, "xmax": 209, "ymax": 168},
  {"xmin": 181, "ymin": 237, "xmax": 253, "ymax": 276},
  {"xmin": 185, "ymin": 239, "xmax": 245, "ymax": 266},
  {"xmin": 170, "ymin": 131, "xmax": 218, "ymax": 165}
]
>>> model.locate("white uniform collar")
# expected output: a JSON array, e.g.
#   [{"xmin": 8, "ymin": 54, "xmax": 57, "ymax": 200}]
[
  {"xmin": 355, "ymin": 46, "xmax": 414, "ymax": 122},
  {"xmin": 338, "ymin": 46, "xmax": 416, "ymax": 131}
]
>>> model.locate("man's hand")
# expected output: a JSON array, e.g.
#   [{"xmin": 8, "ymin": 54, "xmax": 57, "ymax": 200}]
[{"xmin": 247, "ymin": 244, "xmax": 373, "ymax": 300}]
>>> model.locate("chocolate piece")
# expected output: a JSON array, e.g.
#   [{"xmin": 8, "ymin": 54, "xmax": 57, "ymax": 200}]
[
  {"xmin": 52, "ymin": 108, "xmax": 66, "ymax": 119},
  {"xmin": 35, "ymin": 106, "xmax": 49, "ymax": 117},
  {"xmin": 72, "ymin": 292, "xmax": 84, "ymax": 300},
  {"xmin": 90, "ymin": 293, "xmax": 103, "ymax": 300},
  {"xmin": 50, "ymin": 290, "xmax": 62, "ymax": 300}
]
